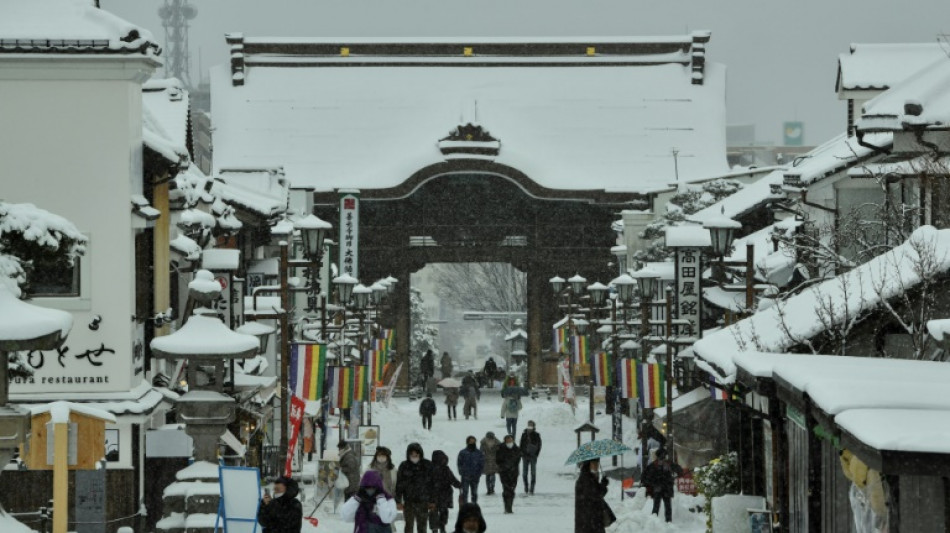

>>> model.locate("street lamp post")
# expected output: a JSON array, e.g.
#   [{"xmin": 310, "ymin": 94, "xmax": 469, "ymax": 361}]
[
  {"xmin": 586, "ymin": 282, "xmax": 608, "ymax": 424},
  {"xmin": 609, "ymin": 273, "xmax": 635, "ymax": 466},
  {"xmin": 631, "ymin": 266, "xmax": 659, "ymax": 469}
]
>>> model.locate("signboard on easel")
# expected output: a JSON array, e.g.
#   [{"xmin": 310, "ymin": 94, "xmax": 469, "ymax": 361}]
[{"xmin": 216, "ymin": 466, "xmax": 262, "ymax": 533}]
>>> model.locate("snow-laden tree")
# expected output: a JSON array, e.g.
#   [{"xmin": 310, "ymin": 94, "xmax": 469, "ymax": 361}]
[
  {"xmin": 409, "ymin": 287, "xmax": 439, "ymax": 385},
  {"xmin": 634, "ymin": 180, "xmax": 743, "ymax": 264},
  {"xmin": 0, "ymin": 201, "xmax": 85, "ymax": 378},
  {"xmin": 430, "ymin": 262, "xmax": 526, "ymax": 333}
]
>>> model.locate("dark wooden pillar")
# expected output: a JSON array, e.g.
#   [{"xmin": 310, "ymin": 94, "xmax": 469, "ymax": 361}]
[
  {"xmin": 526, "ymin": 264, "xmax": 556, "ymax": 386},
  {"xmin": 394, "ymin": 267, "xmax": 412, "ymax": 389}
]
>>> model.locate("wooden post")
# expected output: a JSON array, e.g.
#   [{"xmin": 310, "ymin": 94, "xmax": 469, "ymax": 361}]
[
  {"xmin": 665, "ymin": 289, "xmax": 674, "ymax": 457},
  {"xmin": 745, "ymin": 243, "xmax": 755, "ymax": 314},
  {"xmin": 52, "ymin": 422, "xmax": 68, "ymax": 533},
  {"xmin": 279, "ymin": 242, "xmax": 290, "ymax": 457}
]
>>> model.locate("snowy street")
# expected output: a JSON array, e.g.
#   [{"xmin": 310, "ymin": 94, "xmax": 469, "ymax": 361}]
[{"xmin": 301, "ymin": 391, "xmax": 706, "ymax": 533}]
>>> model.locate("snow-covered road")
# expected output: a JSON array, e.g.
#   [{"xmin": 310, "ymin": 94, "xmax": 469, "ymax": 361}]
[{"xmin": 301, "ymin": 391, "xmax": 706, "ymax": 532}]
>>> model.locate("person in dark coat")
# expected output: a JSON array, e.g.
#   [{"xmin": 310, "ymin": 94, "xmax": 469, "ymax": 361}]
[
  {"xmin": 453, "ymin": 503, "xmax": 487, "ymax": 533},
  {"xmin": 480, "ymin": 432, "xmax": 500, "ymax": 495},
  {"xmin": 421, "ymin": 350, "xmax": 435, "ymax": 383},
  {"xmin": 519, "ymin": 420, "xmax": 542, "ymax": 494},
  {"xmin": 456, "ymin": 436, "xmax": 485, "ymax": 504},
  {"xmin": 444, "ymin": 388, "xmax": 459, "ymax": 420},
  {"xmin": 463, "ymin": 387, "xmax": 478, "ymax": 420},
  {"xmin": 440, "ymin": 352, "xmax": 454, "ymax": 379},
  {"xmin": 461, "ymin": 372, "xmax": 479, "ymax": 400},
  {"xmin": 395, "ymin": 442, "xmax": 435, "ymax": 533},
  {"xmin": 339, "ymin": 440, "xmax": 362, "ymax": 501},
  {"xmin": 482, "ymin": 358, "xmax": 498, "ymax": 388},
  {"xmin": 574, "ymin": 459, "xmax": 610, "ymax": 533},
  {"xmin": 420, "ymin": 393, "xmax": 437, "ymax": 430},
  {"xmin": 495, "ymin": 434, "xmax": 521, "ymax": 514},
  {"xmin": 642, "ymin": 448, "xmax": 683, "ymax": 523},
  {"xmin": 430, "ymin": 450, "xmax": 462, "ymax": 533},
  {"xmin": 258, "ymin": 476, "xmax": 302, "ymax": 533}
]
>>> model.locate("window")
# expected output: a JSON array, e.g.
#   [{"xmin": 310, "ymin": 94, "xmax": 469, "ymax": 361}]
[{"xmin": 26, "ymin": 257, "xmax": 80, "ymax": 297}]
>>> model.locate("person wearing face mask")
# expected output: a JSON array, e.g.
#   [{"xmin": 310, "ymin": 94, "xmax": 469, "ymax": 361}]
[
  {"xmin": 342, "ymin": 470, "xmax": 399, "ymax": 533},
  {"xmin": 395, "ymin": 443, "xmax": 435, "ymax": 533},
  {"xmin": 574, "ymin": 459, "xmax": 614, "ymax": 533},
  {"xmin": 370, "ymin": 446, "xmax": 395, "ymax": 495},
  {"xmin": 453, "ymin": 503, "xmax": 487, "ymax": 533},
  {"xmin": 257, "ymin": 476, "xmax": 302, "ymax": 533},
  {"xmin": 456, "ymin": 436, "xmax": 485, "ymax": 504},
  {"xmin": 494, "ymin": 434, "xmax": 521, "ymax": 514},
  {"xmin": 479, "ymin": 432, "xmax": 500, "ymax": 496},
  {"xmin": 430, "ymin": 450, "xmax": 462, "ymax": 533},
  {"xmin": 519, "ymin": 421, "xmax": 542, "ymax": 495}
]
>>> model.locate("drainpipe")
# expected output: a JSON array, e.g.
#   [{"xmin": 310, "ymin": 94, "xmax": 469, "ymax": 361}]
[
  {"xmin": 855, "ymin": 130, "xmax": 891, "ymax": 157},
  {"xmin": 799, "ymin": 190, "xmax": 836, "ymax": 215}
]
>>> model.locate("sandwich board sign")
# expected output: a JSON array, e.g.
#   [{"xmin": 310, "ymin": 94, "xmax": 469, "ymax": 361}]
[{"xmin": 216, "ymin": 466, "xmax": 262, "ymax": 533}]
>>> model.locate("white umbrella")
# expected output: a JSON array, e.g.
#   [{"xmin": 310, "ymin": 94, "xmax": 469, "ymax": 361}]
[{"xmin": 438, "ymin": 377, "xmax": 463, "ymax": 388}]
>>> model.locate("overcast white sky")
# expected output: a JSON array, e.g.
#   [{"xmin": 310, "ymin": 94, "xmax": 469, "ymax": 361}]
[{"xmin": 106, "ymin": 0, "xmax": 949, "ymax": 146}]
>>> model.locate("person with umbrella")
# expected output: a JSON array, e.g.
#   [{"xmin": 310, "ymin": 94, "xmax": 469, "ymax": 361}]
[
  {"xmin": 574, "ymin": 459, "xmax": 614, "ymax": 533},
  {"xmin": 495, "ymin": 434, "xmax": 521, "ymax": 514}
]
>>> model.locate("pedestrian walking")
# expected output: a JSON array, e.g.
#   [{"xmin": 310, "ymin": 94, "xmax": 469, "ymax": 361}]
[
  {"xmin": 642, "ymin": 448, "xmax": 683, "ymax": 523},
  {"xmin": 499, "ymin": 394, "xmax": 522, "ymax": 437},
  {"xmin": 480, "ymin": 432, "xmax": 500, "ymax": 496},
  {"xmin": 341, "ymin": 470, "xmax": 398, "ymax": 533},
  {"xmin": 453, "ymin": 503, "xmax": 487, "ymax": 533},
  {"xmin": 420, "ymin": 393, "xmax": 437, "ymax": 430},
  {"xmin": 519, "ymin": 421, "xmax": 542, "ymax": 494},
  {"xmin": 444, "ymin": 388, "xmax": 459, "ymax": 420},
  {"xmin": 430, "ymin": 450, "xmax": 462, "ymax": 533},
  {"xmin": 495, "ymin": 434, "xmax": 521, "ymax": 514},
  {"xmin": 461, "ymin": 372, "xmax": 479, "ymax": 400},
  {"xmin": 257, "ymin": 476, "xmax": 302, "ymax": 533},
  {"xmin": 395, "ymin": 443, "xmax": 436, "ymax": 533},
  {"xmin": 462, "ymin": 387, "xmax": 478, "ymax": 420},
  {"xmin": 421, "ymin": 350, "xmax": 435, "ymax": 384},
  {"xmin": 482, "ymin": 358, "xmax": 498, "ymax": 389},
  {"xmin": 456, "ymin": 436, "xmax": 485, "ymax": 504},
  {"xmin": 339, "ymin": 441, "xmax": 362, "ymax": 502},
  {"xmin": 440, "ymin": 351, "xmax": 454, "ymax": 379},
  {"xmin": 574, "ymin": 459, "xmax": 614, "ymax": 533},
  {"xmin": 369, "ymin": 446, "xmax": 395, "ymax": 495}
]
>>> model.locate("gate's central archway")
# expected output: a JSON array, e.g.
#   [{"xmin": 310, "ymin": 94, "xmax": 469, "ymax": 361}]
[{"xmin": 315, "ymin": 160, "xmax": 645, "ymax": 385}]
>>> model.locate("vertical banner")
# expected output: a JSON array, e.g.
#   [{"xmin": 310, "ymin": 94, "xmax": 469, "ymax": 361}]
[
  {"xmin": 619, "ymin": 358, "xmax": 637, "ymax": 399},
  {"xmin": 338, "ymin": 189, "xmax": 360, "ymax": 279},
  {"xmin": 290, "ymin": 343, "xmax": 327, "ymax": 400},
  {"xmin": 571, "ymin": 335, "xmax": 589, "ymax": 365},
  {"xmin": 637, "ymin": 363, "xmax": 666, "ymax": 408},
  {"xmin": 558, "ymin": 358, "xmax": 575, "ymax": 403},
  {"xmin": 675, "ymin": 248, "xmax": 703, "ymax": 338},
  {"xmin": 285, "ymin": 395, "xmax": 307, "ymax": 477},
  {"xmin": 591, "ymin": 351, "xmax": 613, "ymax": 387},
  {"xmin": 552, "ymin": 327, "xmax": 568, "ymax": 354}
]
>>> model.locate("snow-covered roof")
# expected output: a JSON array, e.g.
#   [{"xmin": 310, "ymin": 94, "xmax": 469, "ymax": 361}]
[
  {"xmin": 210, "ymin": 168, "xmax": 288, "ymax": 218},
  {"xmin": 664, "ymin": 225, "xmax": 710, "ymax": 248},
  {"xmin": 723, "ymin": 221, "xmax": 801, "ymax": 285},
  {"xmin": 780, "ymin": 132, "xmax": 892, "ymax": 188},
  {"xmin": 856, "ymin": 55, "xmax": 950, "ymax": 133},
  {"xmin": 142, "ymin": 78, "xmax": 190, "ymax": 165},
  {"xmin": 211, "ymin": 35, "xmax": 727, "ymax": 193},
  {"xmin": 836, "ymin": 43, "xmax": 948, "ymax": 92},
  {"xmin": 30, "ymin": 400, "xmax": 117, "ymax": 423},
  {"xmin": 0, "ymin": 0, "xmax": 160, "ymax": 56},
  {"xmin": 170, "ymin": 234, "xmax": 201, "ymax": 262},
  {"xmin": 0, "ymin": 512, "xmax": 32, "ymax": 533},
  {"xmin": 200, "ymin": 248, "xmax": 240, "ymax": 271},
  {"xmin": 694, "ymin": 225, "xmax": 950, "ymax": 379},
  {"xmin": 837, "ymin": 409, "xmax": 950, "ymax": 455},
  {"xmin": 689, "ymin": 170, "xmax": 785, "ymax": 223}
]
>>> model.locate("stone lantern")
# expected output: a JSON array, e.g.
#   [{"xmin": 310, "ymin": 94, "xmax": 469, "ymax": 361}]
[{"xmin": 0, "ymin": 287, "xmax": 72, "ymax": 483}]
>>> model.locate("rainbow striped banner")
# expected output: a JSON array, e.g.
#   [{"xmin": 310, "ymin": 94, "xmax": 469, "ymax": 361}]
[
  {"xmin": 571, "ymin": 335, "xmax": 589, "ymax": 365},
  {"xmin": 619, "ymin": 359, "xmax": 638, "ymax": 399},
  {"xmin": 380, "ymin": 329, "xmax": 394, "ymax": 353},
  {"xmin": 365, "ymin": 348, "xmax": 385, "ymax": 382},
  {"xmin": 636, "ymin": 363, "xmax": 666, "ymax": 408},
  {"xmin": 591, "ymin": 351, "xmax": 613, "ymax": 387},
  {"xmin": 352, "ymin": 365, "xmax": 369, "ymax": 402},
  {"xmin": 289, "ymin": 343, "xmax": 327, "ymax": 400},
  {"xmin": 552, "ymin": 327, "xmax": 568, "ymax": 353},
  {"xmin": 709, "ymin": 385, "xmax": 730, "ymax": 401},
  {"xmin": 327, "ymin": 366, "xmax": 369, "ymax": 409}
]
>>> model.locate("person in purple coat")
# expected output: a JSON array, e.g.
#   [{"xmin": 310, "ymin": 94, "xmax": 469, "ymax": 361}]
[{"xmin": 341, "ymin": 470, "xmax": 399, "ymax": 533}]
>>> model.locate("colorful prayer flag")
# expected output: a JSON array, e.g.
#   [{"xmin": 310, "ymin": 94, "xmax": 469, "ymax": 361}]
[
  {"xmin": 591, "ymin": 351, "xmax": 613, "ymax": 387},
  {"xmin": 327, "ymin": 366, "xmax": 354, "ymax": 409},
  {"xmin": 365, "ymin": 349, "xmax": 385, "ymax": 382},
  {"xmin": 571, "ymin": 335, "xmax": 589, "ymax": 365},
  {"xmin": 289, "ymin": 343, "xmax": 327, "ymax": 400},
  {"xmin": 352, "ymin": 365, "xmax": 369, "ymax": 402},
  {"xmin": 553, "ymin": 327, "xmax": 568, "ymax": 353},
  {"xmin": 637, "ymin": 363, "xmax": 666, "ymax": 408},
  {"xmin": 710, "ymin": 385, "xmax": 730, "ymax": 401},
  {"xmin": 619, "ymin": 358, "xmax": 637, "ymax": 399}
]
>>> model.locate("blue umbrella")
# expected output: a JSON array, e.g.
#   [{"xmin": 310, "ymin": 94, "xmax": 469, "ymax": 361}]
[{"xmin": 565, "ymin": 439, "xmax": 632, "ymax": 465}]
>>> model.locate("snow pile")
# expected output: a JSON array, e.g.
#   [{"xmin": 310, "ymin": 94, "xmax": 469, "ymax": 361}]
[
  {"xmin": 0, "ymin": 285, "xmax": 72, "ymax": 342},
  {"xmin": 610, "ymin": 486, "xmax": 706, "ymax": 532},
  {"xmin": 150, "ymin": 314, "xmax": 258, "ymax": 357},
  {"xmin": 0, "ymin": 511, "xmax": 33, "ymax": 533}
]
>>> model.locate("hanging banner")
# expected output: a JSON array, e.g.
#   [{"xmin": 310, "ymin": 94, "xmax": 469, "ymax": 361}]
[
  {"xmin": 636, "ymin": 363, "xmax": 666, "ymax": 408},
  {"xmin": 383, "ymin": 363, "xmax": 402, "ymax": 407},
  {"xmin": 338, "ymin": 189, "xmax": 360, "ymax": 279},
  {"xmin": 284, "ymin": 395, "xmax": 307, "ymax": 477},
  {"xmin": 558, "ymin": 358, "xmax": 575, "ymax": 403},
  {"xmin": 289, "ymin": 343, "xmax": 327, "ymax": 400},
  {"xmin": 571, "ymin": 335, "xmax": 589, "ymax": 365},
  {"xmin": 675, "ymin": 248, "xmax": 703, "ymax": 338},
  {"xmin": 591, "ymin": 351, "xmax": 613, "ymax": 387},
  {"xmin": 552, "ymin": 327, "xmax": 568, "ymax": 354}
]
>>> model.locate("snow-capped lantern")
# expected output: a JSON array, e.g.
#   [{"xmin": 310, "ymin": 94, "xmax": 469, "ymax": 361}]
[
  {"xmin": 703, "ymin": 216, "xmax": 742, "ymax": 257},
  {"xmin": 293, "ymin": 213, "xmax": 332, "ymax": 260},
  {"xmin": 631, "ymin": 266, "xmax": 660, "ymax": 301}
]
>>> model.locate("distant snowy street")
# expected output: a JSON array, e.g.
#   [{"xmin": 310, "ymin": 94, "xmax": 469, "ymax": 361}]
[{"xmin": 301, "ymin": 392, "xmax": 706, "ymax": 533}]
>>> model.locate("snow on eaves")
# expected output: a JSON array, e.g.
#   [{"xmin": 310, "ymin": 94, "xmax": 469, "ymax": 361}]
[
  {"xmin": 143, "ymin": 78, "xmax": 190, "ymax": 163},
  {"xmin": 836, "ymin": 43, "xmax": 948, "ymax": 92},
  {"xmin": 143, "ymin": 99, "xmax": 188, "ymax": 166},
  {"xmin": 170, "ymin": 234, "xmax": 201, "ymax": 262},
  {"xmin": 688, "ymin": 169, "xmax": 785, "ymax": 223},
  {"xmin": 857, "ymin": 55, "xmax": 950, "ymax": 132},
  {"xmin": 0, "ymin": 0, "xmax": 160, "ymax": 56},
  {"xmin": 693, "ymin": 225, "xmax": 950, "ymax": 380},
  {"xmin": 781, "ymin": 132, "xmax": 892, "ymax": 188},
  {"xmin": 210, "ymin": 171, "xmax": 288, "ymax": 219}
]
